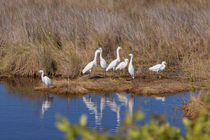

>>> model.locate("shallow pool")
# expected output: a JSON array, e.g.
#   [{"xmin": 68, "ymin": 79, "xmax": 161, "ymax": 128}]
[{"xmin": 0, "ymin": 79, "xmax": 191, "ymax": 140}]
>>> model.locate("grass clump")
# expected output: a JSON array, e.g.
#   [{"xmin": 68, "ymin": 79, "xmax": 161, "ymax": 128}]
[{"xmin": 181, "ymin": 91, "xmax": 210, "ymax": 119}]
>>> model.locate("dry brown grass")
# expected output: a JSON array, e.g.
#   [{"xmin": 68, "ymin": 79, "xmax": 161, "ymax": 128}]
[
  {"xmin": 181, "ymin": 91, "xmax": 210, "ymax": 119},
  {"xmin": 0, "ymin": 0, "xmax": 209, "ymax": 79}
]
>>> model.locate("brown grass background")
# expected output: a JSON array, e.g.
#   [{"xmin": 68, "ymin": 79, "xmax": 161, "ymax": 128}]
[{"xmin": 0, "ymin": 0, "xmax": 209, "ymax": 79}]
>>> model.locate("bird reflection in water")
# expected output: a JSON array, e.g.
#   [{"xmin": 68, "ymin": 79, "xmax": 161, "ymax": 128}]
[
  {"xmin": 83, "ymin": 93, "xmax": 134, "ymax": 130},
  {"xmin": 41, "ymin": 94, "xmax": 54, "ymax": 119}
]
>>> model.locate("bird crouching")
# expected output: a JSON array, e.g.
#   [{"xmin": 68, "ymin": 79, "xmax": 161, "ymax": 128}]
[{"xmin": 149, "ymin": 61, "xmax": 167, "ymax": 73}]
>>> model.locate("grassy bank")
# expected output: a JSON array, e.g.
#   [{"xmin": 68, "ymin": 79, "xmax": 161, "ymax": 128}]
[
  {"xmin": 34, "ymin": 75, "xmax": 210, "ymax": 96},
  {"xmin": 0, "ymin": 0, "xmax": 209, "ymax": 80}
]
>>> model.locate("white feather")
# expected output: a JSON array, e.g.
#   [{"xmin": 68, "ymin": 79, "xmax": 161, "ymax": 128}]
[
  {"xmin": 99, "ymin": 48, "xmax": 107, "ymax": 70},
  {"xmin": 116, "ymin": 59, "xmax": 128, "ymax": 70},
  {"xmin": 149, "ymin": 61, "xmax": 166, "ymax": 73},
  {"xmin": 82, "ymin": 49, "xmax": 100, "ymax": 74},
  {"xmin": 39, "ymin": 70, "xmax": 53, "ymax": 86},
  {"xmin": 128, "ymin": 54, "xmax": 135, "ymax": 79},
  {"xmin": 106, "ymin": 47, "xmax": 121, "ymax": 71}
]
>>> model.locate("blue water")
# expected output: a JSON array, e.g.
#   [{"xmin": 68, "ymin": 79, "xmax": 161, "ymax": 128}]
[{"xmin": 0, "ymin": 80, "xmax": 191, "ymax": 140}]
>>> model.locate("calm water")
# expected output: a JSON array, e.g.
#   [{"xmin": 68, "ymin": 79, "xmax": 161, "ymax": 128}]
[{"xmin": 0, "ymin": 79, "xmax": 191, "ymax": 140}]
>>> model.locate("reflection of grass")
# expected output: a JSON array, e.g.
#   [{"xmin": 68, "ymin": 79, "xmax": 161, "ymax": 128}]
[
  {"xmin": 0, "ymin": 0, "xmax": 209, "ymax": 80},
  {"xmin": 181, "ymin": 91, "xmax": 210, "ymax": 119}
]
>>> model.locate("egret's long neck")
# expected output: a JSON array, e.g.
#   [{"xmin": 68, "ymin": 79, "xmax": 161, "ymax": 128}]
[
  {"xmin": 116, "ymin": 49, "xmax": 120, "ymax": 60},
  {"xmin": 129, "ymin": 56, "xmax": 133, "ymax": 66},
  {"xmin": 100, "ymin": 51, "xmax": 103, "ymax": 59},
  {"xmin": 94, "ymin": 51, "xmax": 99, "ymax": 62},
  {"xmin": 41, "ymin": 72, "xmax": 44, "ymax": 80}
]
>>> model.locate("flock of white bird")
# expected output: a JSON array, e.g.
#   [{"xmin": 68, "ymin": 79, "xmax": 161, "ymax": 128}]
[
  {"xmin": 81, "ymin": 46, "xmax": 166, "ymax": 79},
  {"xmin": 38, "ymin": 46, "xmax": 167, "ymax": 87},
  {"xmin": 82, "ymin": 46, "xmax": 136, "ymax": 79}
]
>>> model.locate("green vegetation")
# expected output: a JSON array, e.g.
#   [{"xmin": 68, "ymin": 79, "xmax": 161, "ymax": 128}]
[
  {"xmin": 0, "ymin": 0, "xmax": 209, "ymax": 79},
  {"xmin": 56, "ymin": 110, "xmax": 210, "ymax": 140}
]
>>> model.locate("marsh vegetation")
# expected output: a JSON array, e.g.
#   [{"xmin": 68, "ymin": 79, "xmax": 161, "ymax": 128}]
[{"xmin": 0, "ymin": 0, "xmax": 209, "ymax": 80}]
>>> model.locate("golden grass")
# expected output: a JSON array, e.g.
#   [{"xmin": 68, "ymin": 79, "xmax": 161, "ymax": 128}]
[
  {"xmin": 181, "ymin": 91, "xmax": 210, "ymax": 119},
  {"xmin": 0, "ymin": 0, "xmax": 209, "ymax": 80}
]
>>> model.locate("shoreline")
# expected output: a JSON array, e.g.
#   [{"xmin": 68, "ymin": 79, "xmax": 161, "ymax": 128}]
[{"xmin": 0, "ymin": 74, "xmax": 209, "ymax": 96}]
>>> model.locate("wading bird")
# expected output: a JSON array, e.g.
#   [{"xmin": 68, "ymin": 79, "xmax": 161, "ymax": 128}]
[
  {"xmin": 99, "ymin": 48, "xmax": 107, "ymax": 75},
  {"xmin": 106, "ymin": 46, "xmax": 121, "ymax": 72},
  {"xmin": 128, "ymin": 54, "xmax": 135, "ymax": 79},
  {"xmin": 82, "ymin": 49, "xmax": 101, "ymax": 75},
  {"xmin": 38, "ymin": 70, "xmax": 53, "ymax": 87},
  {"xmin": 116, "ymin": 58, "xmax": 128, "ymax": 71},
  {"xmin": 149, "ymin": 61, "xmax": 166, "ymax": 73}
]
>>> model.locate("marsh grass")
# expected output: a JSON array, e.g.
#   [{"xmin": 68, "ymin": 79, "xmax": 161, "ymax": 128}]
[
  {"xmin": 181, "ymin": 91, "xmax": 210, "ymax": 119},
  {"xmin": 0, "ymin": 0, "xmax": 209, "ymax": 79}
]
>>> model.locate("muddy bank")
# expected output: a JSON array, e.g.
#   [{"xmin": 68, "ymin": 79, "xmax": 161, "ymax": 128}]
[{"xmin": 33, "ymin": 75, "xmax": 210, "ymax": 96}]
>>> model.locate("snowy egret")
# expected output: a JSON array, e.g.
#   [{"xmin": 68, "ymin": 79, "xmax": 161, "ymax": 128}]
[
  {"xmin": 149, "ymin": 61, "xmax": 166, "ymax": 73},
  {"xmin": 128, "ymin": 54, "xmax": 135, "ymax": 79},
  {"xmin": 38, "ymin": 70, "xmax": 53, "ymax": 87},
  {"xmin": 98, "ymin": 48, "xmax": 107, "ymax": 75},
  {"xmin": 106, "ymin": 46, "xmax": 121, "ymax": 72},
  {"xmin": 82, "ymin": 49, "xmax": 100, "ymax": 75},
  {"xmin": 115, "ymin": 58, "xmax": 128, "ymax": 71}
]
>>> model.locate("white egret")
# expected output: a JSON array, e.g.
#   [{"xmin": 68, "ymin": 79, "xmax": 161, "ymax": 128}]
[
  {"xmin": 38, "ymin": 70, "xmax": 53, "ymax": 87},
  {"xmin": 128, "ymin": 54, "xmax": 135, "ymax": 79},
  {"xmin": 115, "ymin": 58, "xmax": 128, "ymax": 71},
  {"xmin": 82, "ymin": 49, "xmax": 100, "ymax": 74},
  {"xmin": 106, "ymin": 46, "xmax": 121, "ymax": 72},
  {"xmin": 149, "ymin": 61, "xmax": 166, "ymax": 73},
  {"xmin": 98, "ymin": 48, "xmax": 107, "ymax": 75}
]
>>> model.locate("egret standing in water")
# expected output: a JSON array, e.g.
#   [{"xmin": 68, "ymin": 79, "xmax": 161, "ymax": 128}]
[
  {"xmin": 98, "ymin": 48, "xmax": 107, "ymax": 76},
  {"xmin": 38, "ymin": 70, "xmax": 53, "ymax": 87},
  {"xmin": 128, "ymin": 54, "xmax": 135, "ymax": 79},
  {"xmin": 149, "ymin": 61, "xmax": 166, "ymax": 73},
  {"xmin": 82, "ymin": 49, "xmax": 100, "ymax": 75},
  {"xmin": 106, "ymin": 46, "xmax": 121, "ymax": 72}
]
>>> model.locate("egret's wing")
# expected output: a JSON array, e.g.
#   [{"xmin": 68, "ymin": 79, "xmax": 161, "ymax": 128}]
[
  {"xmin": 149, "ymin": 64, "xmax": 161, "ymax": 71},
  {"xmin": 82, "ymin": 61, "xmax": 93, "ymax": 74},
  {"xmin": 116, "ymin": 62, "xmax": 124, "ymax": 70},
  {"xmin": 106, "ymin": 59, "xmax": 117, "ymax": 71},
  {"xmin": 45, "ymin": 76, "xmax": 53, "ymax": 86},
  {"xmin": 100, "ymin": 58, "xmax": 107, "ymax": 69}
]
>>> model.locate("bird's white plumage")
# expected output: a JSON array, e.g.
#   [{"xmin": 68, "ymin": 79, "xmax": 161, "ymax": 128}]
[
  {"xmin": 82, "ymin": 49, "xmax": 100, "ymax": 74},
  {"xmin": 128, "ymin": 54, "xmax": 135, "ymax": 79},
  {"xmin": 116, "ymin": 58, "xmax": 128, "ymax": 70},
  {"xmin": 39, "ymin": 70, "xmax": 53, "ymax": 87},
  {"xmin": 149, "ymin": 61, "xmax": 166, "ymax": 73},
  {"xmin": 99, "ymin": 48, "xmax": 107, "ymax": 70},
  {"xmin": 106, "ymin": 47, "xmax": 121, "ymax": 71}
]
